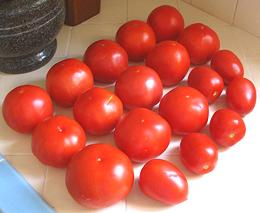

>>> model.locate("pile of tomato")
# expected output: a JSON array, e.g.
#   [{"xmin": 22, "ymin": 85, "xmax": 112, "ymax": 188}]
[{"xmin": 2, "ymin": 5, "xmax": 256, "ymax": 209}]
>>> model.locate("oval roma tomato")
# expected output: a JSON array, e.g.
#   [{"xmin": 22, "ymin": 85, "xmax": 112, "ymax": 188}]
[
  {"xmin": 159, "ymin": 86, "xmax": 209, "ymax": 135},
  {"xmin": 115, "ymin": 65, "xmax": 163, "ymax": 109},
  {"xmin": 145, "ymin": 41, "xmax": 190, "ymax": 86},
  {"xmin": 114, "ymin": 108, "xmax": 171, "ymax": 162},
  {"xmin": 187, "ymin": 66, "xmax": 224, "ymax": 103},
  {"xmin": 73, "ymin": 87, "xmax": 123, "ymax": 135},
  {"xmin": 83, "ymin": 39, "xmax": 128, "ymax": 83},
  {"xmin": 32, "ymin": 115, "xmax": 86, "ymax": 168},
  {"xmin": 211, "ymin": 50, "xmax": 244, "ymax": 84},
  {"xmin": 226, "ymin": 77, "xmax": 256, "ymax": 116},
  {"xmin": 2, "ymin": 85, "xmax": 53, "ymax": 133},
  {"xmin": 178, "ymin": 23, "xmax": 220, "ymax": 65},
  {"xmin": 46, "ymin": 58, "xmax": 94, "ymax": 107},
  {"xmin": 66, "ymin": 143, "xmax": 134, "ymax": 209},
  {"xmin": 180, "ymin": 133, "xmax": 218, "ymax": 175},
  {"xmin": 209, "ymin": 109, "xmax": 246, "ymax": 147},
  {"xmin": 147, "ymin": 5, "xmax": 184, "ymax": 42},
  {"xmin": 116, "ymin": 20, "xmax": 156, "ymax": 62},
  {"xmin": 139, "ymin": 159, "xmax": 188, "ymax": 205}
]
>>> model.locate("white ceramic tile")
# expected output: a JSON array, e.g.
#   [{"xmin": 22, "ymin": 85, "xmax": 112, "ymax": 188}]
[
  {"xmin": 244, "ymin": 58, "xmax": 260, "ymax": 90},
  {"xmin": 55, "ymin": 25, "xmax": 72, "ymax": 57}
]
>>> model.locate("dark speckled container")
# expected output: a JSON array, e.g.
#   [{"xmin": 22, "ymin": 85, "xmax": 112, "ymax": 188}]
[{"xmin": 0, "ymin": 0, "xmax": 65, "ymax": 74}]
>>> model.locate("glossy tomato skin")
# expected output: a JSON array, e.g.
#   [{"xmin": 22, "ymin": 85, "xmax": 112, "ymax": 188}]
[
  {"xmin": 147, "ymin": 5, "xmax": 184, "ymax": 42},
  {"xmin": 209, "ymin": 109, "xmax": 246, "ymax": 147},
  {"xmin": 83, "ymin": 40, "xmax": 128, "ymax": 83},
  {"xmin": 180, "ymin": 133, "xmax": 218, "ymax": 174},
  {"xmin": 66, "ymin": 143, "xmax": 134, "ymax": 208},
  {"xmin": 116, "ymin": 20, "xmax": 156, "ymax": 62},
  {"xmin": 159, "ymin": 86, "xmax": 209, "ymax": 135},
  {"xmin": 115, "ymin": 65, "xmax": 163, "ymax": 109},
  {"xmin": 73, "ymin": 87, "xmax": 123, "ymax": 135},
  {"xmin": 188, "ymin": 66, "xmax": 224, "ymax": 103},
  {"xmin": 2, "ymin": 85, "xmax": 53, "ymax": 133},
  {"xmin": 32, "ymin": 115, "xmax": 86, "ymax": 168},
  {"xmin": 145, "ymin": 41, "xmax": 190, "ymax": 86},
  {"xmin": 139, "ymin": 159, "xmax": 188, "ymax": 205},
  {"xmin": 46, "ymin": 58, "xmax": 94, "ymax": 107},
  {"xmin": 178, "ymin": 23, "xmax": 220, "ymax": 65},
  {"xmin": 114, "ymin": 108, "xmax": 171, "ymax": 162}
]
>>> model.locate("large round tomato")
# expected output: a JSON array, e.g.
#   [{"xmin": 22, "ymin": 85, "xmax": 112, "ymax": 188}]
[
  {"xmin": 2, "ymin": 85, "xmax": 53, "ymax": 133},
  {"xmin": 46, "ymin": 58, "xmax": 94, "ymax": 107},
  {"xmin": 66, "ymin": 143, "xmax": 134, "ymax": 208},
  {"xmin": 145, "ymin": 41, "xmax": 190, "ymax": 86}
]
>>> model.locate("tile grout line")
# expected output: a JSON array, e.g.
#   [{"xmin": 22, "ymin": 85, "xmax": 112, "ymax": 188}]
[
  {"xmin": 64, "ymin": 26, "xmax": 73, "ymax": 57},
  {"xmin": 231, "ymin": 0, "xmax": 239, "ymax": 25},
  {"xmin": 126, "ymin": 0, "xmax": 129, "ymax": 21},
  {"xmin": 42, "ymin": 166, "xmax": 49, "ymax": 195}
]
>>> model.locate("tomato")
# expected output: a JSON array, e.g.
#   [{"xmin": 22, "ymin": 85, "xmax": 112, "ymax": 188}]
[
  {"xmin": 180, "ymin": 133, "xmax": 218, "ymax": 175},
  {"xmin": 178, "ymin": 23, "xmax": 220, "ymax": 65},
  {"xmin": 116, "ymin": 20, "xmax": 156, "ymax": 62},
  {"xmin": 83, "ymin": 39, "xmax": 128, "ymax": 83},
  {"xmin": 73, "ymin": 87, "xmax": 123, "ymax": 135},
  {"xmin": 226, "ymin": 77, "xmax": 256, "ymax": 116},
  {"xmin": 147, "ymin": 5, "xmax": 184, "ymax": 42},
  {"xmin": 187, "ymin": 66, "xmax": 224, "ymax": 103},
  {"xmin": 46, "ymin": 58, "xmax": 94, "ymax": 107},
  {"xmin": 139, "ymin": 159, "xmax": 188, "ymax": 205},
  {"xmin": 114, "ymin": 108, "xmax": 171, "ymax": 162},
  {"xmin": 145, "ymin": 41, "xmax": 190, "ymax": 86},
  {"xmin": 66, "ymin": 143, "xmax": 134, "ymax": 208},
  {"xmin": 32, "ymin": 115, "xmax": 86, "ymax": 168},
  {"xmin": 115, "ymin": 65, "xmax": 163, "ymax": 109},
  {"xmin": 211, "ymin": 50, "xmax": 244, "ymax": 84},
  {"xmin": 209, "ymin": 109, "xmax": 246, "ymax": 147},
  {"xmin": 159, "ymin": 86, "xmax": 209, "ymax": 135},
  {"xmin": 2, "ymin": 85, "xmax": 53, "ymax": 133}
]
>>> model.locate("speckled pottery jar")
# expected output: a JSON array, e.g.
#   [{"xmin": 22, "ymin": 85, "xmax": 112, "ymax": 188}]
[{"xmin": 0, "ymin": 0, "xmax": 65, "ymax": 74}]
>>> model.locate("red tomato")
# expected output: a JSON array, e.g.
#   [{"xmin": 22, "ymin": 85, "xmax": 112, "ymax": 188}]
[
  {"xmin": 73, "ymin": 87, "xmax": 123, "ymax": 135},
  {"xmin": 139, "ymin": 159, "xmax": 188, "ymax": 205},
  {"xmin": 116, "ymin": 20, "xmax": 156, "ymax": 62},
  {"xmin": 178, "ymin": 23, "xmax": 220, "ymax": 65},
  {"xmin": 180, "ymin": 133, "xmax": 218, "ymax": 174},
  {"xmin": 32, "ymin": 115, "xmax": 86, "ymax": 168},
  {"xmin": 187, "ymin": 66, "xmax": 224, "ymax": 103},
  {"xmin": 115, "ymin": 65, "xmax": 163, "ymax": 109},
  {"xmin": 114, "ymin": 108, "xmax": 171, "ymax": 162},
  {"xmin": 66, "ymin": 143, "xmax": 134, "ymax": 208},
  {"xmin": 145, "ymin": 41, "xmax": 190, "ymax": 86},
  {"xmin": 209, "ymin": 109, "xmax": 246, "ymax": 147},
  {"xmin": 159, "ymin": 86, "xmax": 209, "ymax": 135},
  {"xmin": 83, "ymin": 39, "xmax": 128, "ymax": 83},
  {"xmin": 147, "ymin": 5, "xmax": 184, "ymax": 42},
  {"xmin": 2, "ymin": 85, "xmax": 53, "ymax": 133},
  {"xmin": 226, "ymin": 77, "xmax": 256, "ymax": 116},
  {"xmin": 211, "ymin": 50, "xmax": 244, "ymax": 84},
  {"xmin": 46, "ymin": 58, "xmax": 94, "ymax": 107}
]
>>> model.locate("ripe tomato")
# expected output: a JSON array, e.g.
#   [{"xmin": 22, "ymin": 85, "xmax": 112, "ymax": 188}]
[
  {"xmin": 66, "ymin": 143, "xmax": 134, "ymax": 208},
  {"xmin": 147, "ymin": 5, "xmax": 184, "ymax": 42},
  {"xmin": 159, "ymin": 86, "xmax": 209, "ymax": 135},
  {"xmin": 114, "ymin": 108, "xmax": 171, "ymax": 162},
  {"xmin": 73, "ymin": 87, "xmax": 123, "ymax": 135},
  {"xmin": 211, "ymin": 50, "xmax": 244, "ymax": 84},
  {"xmin": 32, "ymin": 115, "xmax": 86, "ymax": 168},
  {"xmin": 209, "ymin": 109, "xmax": 246, "ymax": 147},
  {"xmin": 187, "ymin": 66, "xmax": 224, "ymax": 103},
  {"xmin": 178, "ymin": 23, "xmax": 220, "ymax": 65},
  {"xmin": 115, "ymin": 65, "xmax": 163, "ymax": 109},
  {"xmin": 116, "ymin": 20, "xmax": 156, "ymax": 62},
  {"xmin": 180, "ymin": 133, "xmax": 218, "ymax": 175},
  {"xmin": 226, "ymin": 77, "xmax": 256, "ymax": 116},
  {"xmin": 145, "ymin": 41, "xmax": 190, "ymax": 86},
  {"xmin": 2, "ymin": 85, "xmax": 53, "ymax": 133},
  {"xmin": 83, "ymin": 39, "xmax": 128, "ymax": 83},
  {"xmin": 46, "ymin": 58, "xmax": 94, "ymax": 107},
  {"xmin": 139, "ymin": 159, "xmax": 188, "ymax": 205}
]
